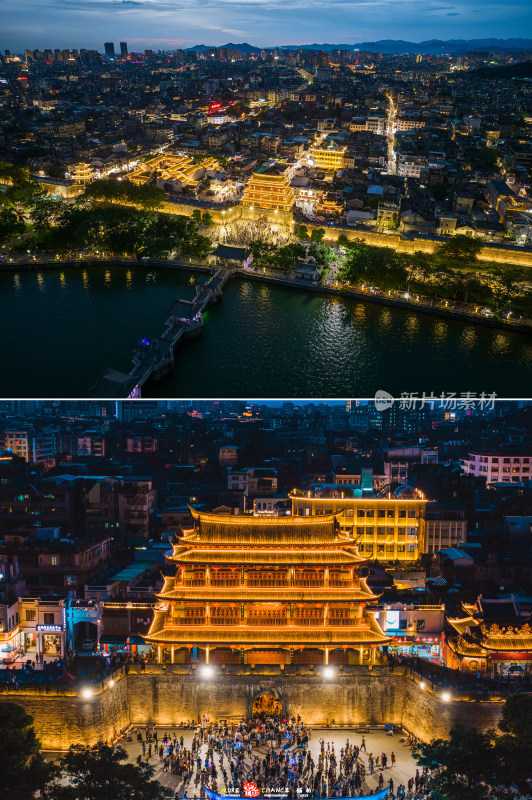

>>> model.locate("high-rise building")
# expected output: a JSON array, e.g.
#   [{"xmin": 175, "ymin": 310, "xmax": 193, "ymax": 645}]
[
  {"xmin": 290, "ymin": 486, "xmax": 428, "ymax": 562},
  {"xmin": 120, "ymin": 42, "xmax": 128, "ymax": 59},
  {"xmin": 104, "ymin": 42, "xmax": 115, "ymax": 60}
]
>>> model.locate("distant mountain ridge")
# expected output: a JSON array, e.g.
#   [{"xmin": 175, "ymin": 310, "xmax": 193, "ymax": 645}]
[{"xmin": 184, "ymin": 38, "xmax": 532, "ymax": 55}]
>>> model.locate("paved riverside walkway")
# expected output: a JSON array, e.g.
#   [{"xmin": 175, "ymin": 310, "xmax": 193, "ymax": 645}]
[{"xmin": 116, "ymin": 726, "xmax": 419, "ymax": 797}]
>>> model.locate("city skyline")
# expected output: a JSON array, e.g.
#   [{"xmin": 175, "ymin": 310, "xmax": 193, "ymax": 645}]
[{"xmin": 2, "ymin": 0, "xmax": 532, "ymax": 52}]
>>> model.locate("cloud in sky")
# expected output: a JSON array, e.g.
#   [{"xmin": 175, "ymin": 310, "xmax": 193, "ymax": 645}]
[{"xmin": 0, "ymin": 0, "xmax": 530, "ymax": 50}]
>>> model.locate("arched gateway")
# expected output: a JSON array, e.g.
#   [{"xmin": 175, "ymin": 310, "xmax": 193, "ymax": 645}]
[
  {"xmin": 144, "ymin": 509, "xmax": 390, "ymax": 665},
  {"xmin": 251, "ymin": 691, "xmax": 283, "ymax": 718}
]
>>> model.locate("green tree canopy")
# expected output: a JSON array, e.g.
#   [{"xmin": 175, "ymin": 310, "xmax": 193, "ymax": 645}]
[
  {"xmin": 48, "ymin": 743, "xmax": 173, "ymax": 800},
  {"xmin": 436, "ymin": 234, "xmax": 483, "ymax": 263},
  {"xmin": 310, "ymin": 227, "xmax": 325, "ymax": 242},
  {"xmin": 0, "ymin": 208, "xmax": 25, "ymax": 246},
  {"xmin": 0, "ymin": 702, "xmax": 58, "ymax": 800},
  {"xmin": 415, "ymin": 695, "xmax": 532, "ymax": 799},
  {"xmin": 338, "ymin": 238, "xmax": 407, "ymax": 290},
  {"xmin": 83, "ymin": 179, "xmax": 166, "ymax": 211},
  {"xmin": 498, "ymin": 691, "xmax": 532, "ymax": 745}
]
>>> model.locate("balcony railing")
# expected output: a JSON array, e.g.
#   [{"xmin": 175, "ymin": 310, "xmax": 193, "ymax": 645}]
[
  {"xmin": 247, "ymin": 580, "xmax": 288, "ymax": 587},
  {"xmin": 294, "ymin": 618, "xmax": 324, "ymax": 626},
  {"xmin": 210, "ymin": 579, "xmax": 240, "ymax": 587},
  {"xmin": 329, "ymin": 580, "xmax": 355, "ymax": 587},
  {"xmin": 247, "ymin": 617, "xmax": 287, "ymax": 626},
  {"xmin": 177, "ymin": 578, "xmax": 358, "ymax": 589},
  {"xmin": 293, "ymin": 580, "xmax": 325, "ymax": 587},
  {"xmin": 181, "ymin": 617, "xmax": 205, "ymax": 625}
]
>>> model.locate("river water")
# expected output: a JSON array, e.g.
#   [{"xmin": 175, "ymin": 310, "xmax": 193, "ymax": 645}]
[{"xmin": 1, "ymin": 265, "xmax": 530, "ymax": 397}]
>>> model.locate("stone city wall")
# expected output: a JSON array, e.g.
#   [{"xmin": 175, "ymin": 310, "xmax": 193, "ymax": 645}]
[{"xmin": 0, "ymin": 667, "xmax": 505, "ymax": 751}]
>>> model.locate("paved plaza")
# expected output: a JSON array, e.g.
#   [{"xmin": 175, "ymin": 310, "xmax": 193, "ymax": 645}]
[{"xmin": 117, "ymin": 726, "xmax": 420, "ymax": 797}]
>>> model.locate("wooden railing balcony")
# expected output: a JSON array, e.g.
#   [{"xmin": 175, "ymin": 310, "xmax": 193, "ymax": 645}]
[
  {"xmin": 210, "ymin": 617, "xmax": 239, "ymax": 625},
  {"xmin": 294, "ymin": 618, "xmax": 324, "ymax": 626},
  {"xmin": 246, "ymin": 617, "xmax": 287, "ymax": 626},
  {"xmin": 293, "ymin": 580, "xmax": 325, "ymax": 587},
  {"xmin": 329, "ymin": 580, "xmax": 356, "ymax": 587},
  {"xmin": 210, "ymin": 579, "xmax": 240, "ymax": 587},
  {"xmin": 181, "ymin": 617, "xmax": 205, "ymax": 625},
  {"xmin": 247, "ymin": 580, "xmax": 289, "ymax": 587},
  {"xmin": 183, "ymin": 579, "xmax": 205, "ymax": 587}
]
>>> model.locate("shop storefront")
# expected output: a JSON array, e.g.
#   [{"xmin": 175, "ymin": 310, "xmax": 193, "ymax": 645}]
[
  {"xmin": 36, "ymin": 624, "xmax": 65, "ymax": 657},
  {"xmin": 490, "ymin": 652, "xmax": 532, "ymax": 677},
  {"xmin": 1, "ymin": 627, "xmax": 21, "ymax": 664},
  {"xmin": 388, "ymin": 635, "xmax": 442, "ymax": 663}
]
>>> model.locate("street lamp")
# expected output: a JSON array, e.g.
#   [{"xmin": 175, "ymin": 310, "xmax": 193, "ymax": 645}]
[
  {"xmin": 81, "ymin": 687, "xmax": 94, "ymax": 699},
  {"xmin": 200, "ymin": 665, "xmax": 214, "ymax": 679},
  {"xmin": 441, "ymin": 691, "xmax": 452, "ymax": 702},
  {"xmin": 323, "ymin": 666, "xmax": 336, "ymax": 679}
]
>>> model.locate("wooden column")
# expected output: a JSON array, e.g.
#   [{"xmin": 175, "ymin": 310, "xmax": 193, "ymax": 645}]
[{"xmin": 325, "ymin": 646, "xmax": 329, "ymax": 665}]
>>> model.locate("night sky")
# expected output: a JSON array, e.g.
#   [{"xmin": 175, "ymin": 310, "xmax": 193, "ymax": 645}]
[{"xmin": 1, "ymin": 0, "xmax": 531, "ymax": 52}]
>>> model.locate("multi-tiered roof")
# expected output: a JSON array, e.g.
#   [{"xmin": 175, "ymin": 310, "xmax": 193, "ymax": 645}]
[{"xmin": 145, "ymin": 510, "xmax": 390, "ymax": 658}]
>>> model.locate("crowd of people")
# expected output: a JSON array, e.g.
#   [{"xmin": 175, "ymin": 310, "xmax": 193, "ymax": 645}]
[{"xmin": 128, "ymin": 716, "xmax": 432, "ymax": 800}]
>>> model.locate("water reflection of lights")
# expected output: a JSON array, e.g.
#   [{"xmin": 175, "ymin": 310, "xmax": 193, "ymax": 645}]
[
  {"xmin": 460, "ymin": 327, "xmax": 477, "ymax": 350},
  {"xmin": 13, "ymin": 273, "xmax": 20, "ymax": 289},
  {"xmin": 126, "ymin": 270, "xmax": 132, "ymax": 288},
  {"xmin": 60, "ymin": 272, "xmax": 66, "ymax": 287},
  {"xmin": 433, "ymin": 321, "xmax": 448, "ymax": 343},
  {"xmin": 82, "ymin": 270, "xmax": 89, "ymax": 289},
  {"xmin": 492, "ymin": 333, "xmax": 509, "ymax": 354},
  {"xmin": 379, "ymin": 309, "xmax": 392, "ymax": 330},
  {"xmin": 405, "ymin": 315, "xmax": 419, "ymax": 337},
  {"xmin": 37, "ymin": 272, "xmax": 44, "ymax": 290},
  {"xmin": 105, "ymin": 270, "xmax": 111, "ymax": 284}
]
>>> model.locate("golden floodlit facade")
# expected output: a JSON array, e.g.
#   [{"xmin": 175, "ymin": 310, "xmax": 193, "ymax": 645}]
[
  {"xmin": 240, "ymin": 163, "xmax": 296, "ymax": 212},
  {"xmin": 445, "ymin": 597, "xmax": 532, "ymax": 676},
  {"xmin": 290, "ymin": 486, "xmax": 427, "ymax": 562},
  {"xmin": 145, "ymin": 509, "xmax": 390, "ymax": 666}
]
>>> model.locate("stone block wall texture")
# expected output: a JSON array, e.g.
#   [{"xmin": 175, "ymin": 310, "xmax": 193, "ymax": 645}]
[{"xmin": 0, "ymin": 669, "xmax": 505, "ymax": 750}]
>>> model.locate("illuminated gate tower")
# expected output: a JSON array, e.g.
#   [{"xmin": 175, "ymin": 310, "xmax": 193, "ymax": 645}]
[{"xmin": 145, "ymin": 509, "xmax": 390, "ymax": 666}]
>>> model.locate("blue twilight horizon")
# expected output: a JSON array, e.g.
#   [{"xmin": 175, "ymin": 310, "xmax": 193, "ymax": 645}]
[{"xmin": 1, "ymin": 0, "xmax": 531, "ymax": 53}]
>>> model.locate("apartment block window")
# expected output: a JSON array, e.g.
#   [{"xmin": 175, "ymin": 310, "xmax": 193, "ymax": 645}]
[
  {"xmin": 378, "ymin": 509, "xmax": 386, "ymax": 518},
  {"xmin": 416, "ymin": 619, "xmax": 425, "ymax": 631},
  {"xmin": 357, "ymin": 509, "xmax": 365, "ymax": 518},
  {"xmin": 51, "ymin": 556, "xmax": 58, "ymax": 566},
  {"xmin": 399, "ymin": 619, "xmax": 408, "ymax": 630},
  {"xmin": 25, "ymin": 609, "xmax": 36, "ymax": 622},
  {"xmin": 43, "ymin": 613, "xmax": 55, "ymax": 625}
]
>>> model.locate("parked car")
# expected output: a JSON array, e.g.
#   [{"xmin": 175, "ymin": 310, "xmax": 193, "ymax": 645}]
[{"xmin": 80, "ymin": 638, "xmax": 95, "ymax": 651}]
